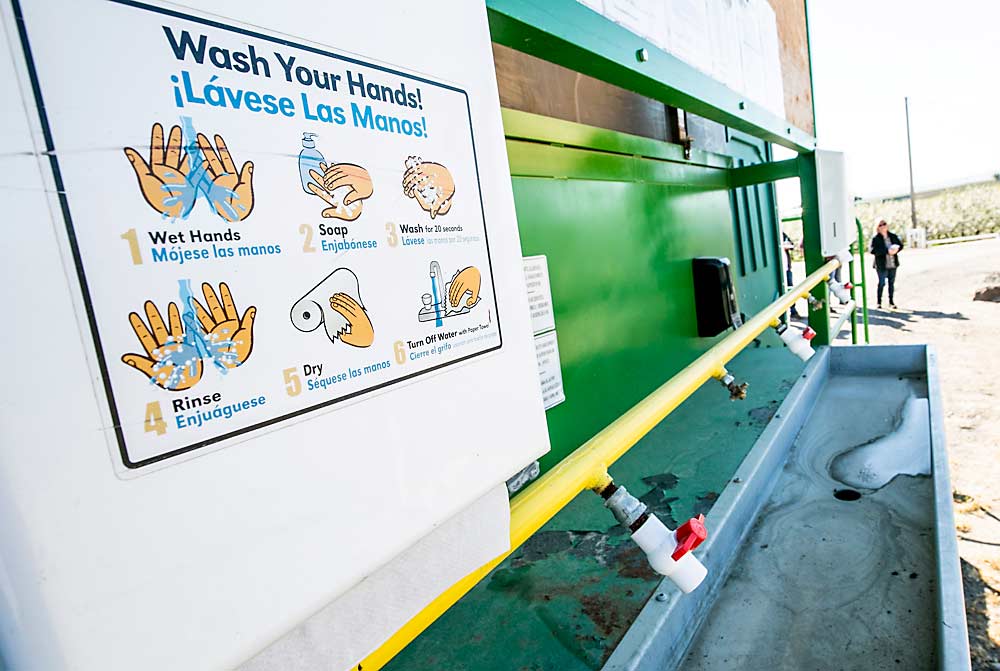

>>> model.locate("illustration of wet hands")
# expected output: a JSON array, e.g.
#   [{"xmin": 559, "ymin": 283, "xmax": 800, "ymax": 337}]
[
  {"xmin": 123, "ymin": 123, "xmax": 191, "ymax": 218},
  {"xmin": 194, "ymin": 133, "xmax": 255, "ymax": 222},
  {"xmin": 124, "ymin": 123, "xmax": 254, "ymax": 221},
  {"xmin": 122, "ymin": 301, "xmax": 202, "ymax": 391},
  {"xmin": 403, "ymin": 156, "xmax": 455, "ymax": 219},
  {"xmin": 306, "ymin": 162, "xmax": 373, "ymax": 221},
  {"xmin": 189, "ymin": 282, "xmax": 257, "ymax": 369},
  {"xmin": 329, "ymin": 293, "xmax": 375, "ymax": 348},
  {"xmin": 449, "ymin": 266, "xmax": 481, "ymax": 310}
]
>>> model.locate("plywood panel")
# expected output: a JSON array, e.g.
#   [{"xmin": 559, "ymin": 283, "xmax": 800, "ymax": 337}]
[
  {"xmin": 768, "ymin": 0, "xmax": 815, "ymax": 134},
  {"xmin": 492, "ymin": 43, "xmax": 674, "ymax": 143}
]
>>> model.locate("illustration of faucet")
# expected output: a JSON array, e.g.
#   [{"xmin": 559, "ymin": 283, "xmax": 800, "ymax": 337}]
[{"xmin": 430, "ymin": 261, "xmax": 444, "ymax": 326}]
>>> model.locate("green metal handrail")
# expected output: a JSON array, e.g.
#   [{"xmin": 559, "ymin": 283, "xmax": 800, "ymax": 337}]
[{"xmin": 853, "ymin": 218, "xmax": 870, "ymax": 343}]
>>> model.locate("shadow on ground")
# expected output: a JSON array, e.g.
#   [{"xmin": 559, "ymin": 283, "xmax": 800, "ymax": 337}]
[
  {"xmin": 844, "ymin": 308, "xmax": 970, "ymax": 334},
  {"xmin": 961, "ymin": 558, "xmax": 1000, "ymax": 668}
]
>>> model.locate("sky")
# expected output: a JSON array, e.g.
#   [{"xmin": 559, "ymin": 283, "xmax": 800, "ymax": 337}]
[{"xmin": 808, "ymin": 0, "xmax": 1000, "ymax": 199}]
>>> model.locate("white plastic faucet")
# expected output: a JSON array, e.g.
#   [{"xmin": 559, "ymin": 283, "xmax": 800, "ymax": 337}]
[
  {"xmin": 603, "ymin": 486, "xmax": 708, "ymax": 593},
  {"xmin": 828, "ymin": 278, "xmax": 853, "ymax": 304},
  {"xmin": 776, "ymin": 323, "xmax": 816, "ymax": 361},
  {"xmin": 631, "ymin": 514, "xmax": 708, "ymax": 593}
]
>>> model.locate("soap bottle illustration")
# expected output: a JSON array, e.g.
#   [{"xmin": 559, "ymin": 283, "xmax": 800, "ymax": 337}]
[{"xmin": 298, "ymin": 132, "xmax": 325, "ymax": 194}]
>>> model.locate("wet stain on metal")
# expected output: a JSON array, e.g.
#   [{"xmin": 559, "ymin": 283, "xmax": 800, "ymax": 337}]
[
  {"xmin": 580, "ymin": 594, "xmax": 624, "ymax": 637},
  {"xmin": 613, "ymin": 543, "xmax": 658, "ymax": 580},
  {"xmin": 747, "ymin": 400, "xmax": 780, "ymax": 425},
  {"xmin": 641, "ymin": 472, "xmax": 679, "ymax": 490},
  {"xmin": 693, "ymin": 491, "xmax": 720, "ymax": 517}
]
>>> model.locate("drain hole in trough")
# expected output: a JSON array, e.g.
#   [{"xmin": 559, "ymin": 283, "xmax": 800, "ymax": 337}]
[{"xmin": 834, "ymin": 488, "xmax": 862, "ymax": 501}]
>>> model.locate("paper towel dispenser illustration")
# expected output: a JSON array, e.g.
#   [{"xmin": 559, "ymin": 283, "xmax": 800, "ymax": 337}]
[{"xmin": 692, "ymin": 257, "xmax": 742, "ymax": 337}]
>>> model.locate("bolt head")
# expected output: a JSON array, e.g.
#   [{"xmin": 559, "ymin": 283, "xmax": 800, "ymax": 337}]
[
  {"xmin": 655, "ymin": 592, "xmax": 668, "ymax": 602},
  {"xmin": 636, "ymin": 48, "xmax": 649, "ymax": 62}
]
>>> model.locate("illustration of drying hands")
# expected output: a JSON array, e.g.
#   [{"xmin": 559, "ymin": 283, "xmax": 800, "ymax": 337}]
[
  {"xmin": 121, "ymin": 282, "xmax": 257, "ymax": 391},
  {"xmin": 306, "ymin": 162, "xmax": 374, "ymax": 221},
  {"xmin": 403, "ymin": 156, "xmax": 454, "ymax": 219},
  {"xmin": 124, "ymin": 121, "xmax": 254, "ymax": 222},
  {"xmin": 291, "ymin": 268, "xmax": 375, "ymax": 348}
]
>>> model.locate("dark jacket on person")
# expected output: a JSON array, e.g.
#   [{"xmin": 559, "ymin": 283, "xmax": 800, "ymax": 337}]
[{"xmin": 870, "ymin": 232, "xmax": 903, "ymax": 271}]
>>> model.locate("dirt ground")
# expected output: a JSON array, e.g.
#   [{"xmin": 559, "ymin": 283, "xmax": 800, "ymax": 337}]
[{"xmin": 799, "ymin": 237, "xmax": 1000, "ymax": 668}]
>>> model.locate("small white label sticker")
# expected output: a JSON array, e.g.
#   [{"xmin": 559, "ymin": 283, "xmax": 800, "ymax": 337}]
[
  {"xmin": 524, "ymin": 255, "xmax": 556, "ymax": 335},
  {"xmin": 534, "ymin": 331, "xmax": 565, "ymax": 410}
]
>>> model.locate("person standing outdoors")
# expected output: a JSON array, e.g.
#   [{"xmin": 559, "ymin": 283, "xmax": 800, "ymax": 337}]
[{"xmin": 870, "ymin": 219, "xmax": 903, "ymax": 309}]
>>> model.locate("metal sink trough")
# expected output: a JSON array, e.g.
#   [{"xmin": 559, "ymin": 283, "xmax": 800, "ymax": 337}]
[{"xmin": 603, "ymin": 345, "xmax": 971, "ymax": 671}]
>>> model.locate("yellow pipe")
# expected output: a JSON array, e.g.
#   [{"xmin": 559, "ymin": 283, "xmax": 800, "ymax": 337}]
[{"xmin": 356, "ymin": 258, "xmax": 840, "ymax": 671}]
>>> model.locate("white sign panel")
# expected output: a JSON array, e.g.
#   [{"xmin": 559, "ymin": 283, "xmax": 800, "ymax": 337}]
[
  {"xmin": 523, "ymin": 255, "xmax": 556, "ymax": 335},
  {"xmin": 534, "ymin": 331, "xmax": 566, "ymax": 410},
  {"xmin": 20, "ymin": 0, "xmax": 503, "ymax": 470}
]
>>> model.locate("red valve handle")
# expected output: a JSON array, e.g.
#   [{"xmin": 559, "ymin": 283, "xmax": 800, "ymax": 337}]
[
  {"xmin": 671, "ymin": 514, "xmax": 708, "ymax": 561},
  {"xmin": 802, "ymin": 327, "xmax": 817, "ymax": 341}
]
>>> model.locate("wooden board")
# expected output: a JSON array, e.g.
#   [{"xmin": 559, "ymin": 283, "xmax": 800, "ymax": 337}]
[
  {"xmin": 768, "ymin": 0, "xmax": 815, "ymax": 135},
  {"xmin": 492, "ymin": 43, "xmax": 674, "ymax": 143}
]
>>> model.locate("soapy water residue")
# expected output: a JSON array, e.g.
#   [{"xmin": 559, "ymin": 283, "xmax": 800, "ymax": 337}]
[
  {"xmin": 158, "ymin": 116, "xmax": 248, "ymax": 221},
  {"xmin": 829, "ymin": 395, "xmax": 931, "ymax": 490}
]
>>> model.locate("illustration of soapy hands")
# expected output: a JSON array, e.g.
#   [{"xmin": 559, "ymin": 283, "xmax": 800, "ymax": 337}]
[
  {"xmin": 328, "ymin": 293, "xmax": 375, "ymax": 348},
  {"xmin": 124, "ymin": 123, "xmax": 192, "ymax": 219},
  {"xmin": 194, "ymin": 133, "xmax": 255, "ymax": 222},
  {"xmin": 190, "ymin": 282, "xmax": 257, "ymax": 369},
  {"xmin": 307, "ymin": 162, "xmax": 373, "ymax": 221},
  {"xmin": 403, "ymin": 156, "xmax": 454, "ymax": 219},
  {"xmin": 449, "ymin": 266, "xmax": 481, "ymax": 310},
  {"xmin": 122, "ymin": 300, "xmax": 203, "ymax": 391}
]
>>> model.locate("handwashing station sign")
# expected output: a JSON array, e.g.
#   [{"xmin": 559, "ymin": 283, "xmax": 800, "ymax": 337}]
[{"xmin": 17, "ymin": 0, "xmax": 500, "ymax": 469}]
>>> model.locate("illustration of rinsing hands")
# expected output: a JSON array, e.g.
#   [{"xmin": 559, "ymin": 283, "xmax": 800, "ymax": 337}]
[
  {"xmin": 190, "ymin": 282, "xmax": 257, "ymax": 369},
  {"xmin": 122, "ymin": 300, "xmax": 203, "ymax": 391},
  {"xmin": 306, "ymin": 162, "xmax": 373, "ymax": 221},
  {"xmin": 329, "ymin": 293, "xmax": 375, "ymax": 348},
  {"xmin": 124, "ymin": 123, "xmax": 190, "ymax": 218},
  {"xmin": 449, "ymin": 266, "xmax": 481, "ymax": 309},
  {"xmin": 403, "ymin": 157, "xmax": 455, "ymax": 219},
  {"xmin": 195, "ymin": 133, "xmax": 255, "ymax": 222}
]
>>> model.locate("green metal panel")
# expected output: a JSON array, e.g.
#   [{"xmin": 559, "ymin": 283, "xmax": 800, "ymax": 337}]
[
  {"xmin": 502, "ymin": 112, "xmax": 785, "ymax": 473},
  {"xmin": 505, "ymin": 121, "xmax": 724, "ymax": 472},
  {"xmin": 798, "ymin": 152, "xmax": 832, "ymax": 345},
  {"xmin": 724, "ymin": 131, "xmax": 785, "ymax": 316},
  {"xmin": 486, "ymin": 0, "xmax": 817, "ymax": 152}
]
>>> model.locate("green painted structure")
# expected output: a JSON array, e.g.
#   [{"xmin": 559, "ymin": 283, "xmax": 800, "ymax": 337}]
[
  {"xmin": 381, "ymin": 0, "xmax": 855, "ymax": 668},
  {"xmin": 502, "ymin": 110, "xmax": 789, "ymax": 471}
]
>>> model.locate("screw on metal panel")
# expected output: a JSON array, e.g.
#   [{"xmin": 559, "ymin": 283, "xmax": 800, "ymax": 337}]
[
  {"xmin": 738, "ymin": 101, "xmax": 746, "ymax": 110},
  {"xmin": 636, "ymin": 48, "xmax": 649, "ymax": 62},
  {"xmin": 786, "ymin": 127, "xmax": 792, "ymax": 135},
  {"xmin": 655, "ymin": 592, "xmax": 668, "ymax": 602},
  {"xmin": 733, "ymin": 477, "xmax": 742, "ymax": 483}
]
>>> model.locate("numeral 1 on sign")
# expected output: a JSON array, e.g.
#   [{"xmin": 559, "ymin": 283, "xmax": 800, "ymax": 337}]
[{"xmin": 121, "ymin": 229, "xmax": 142, "ymax": 265}]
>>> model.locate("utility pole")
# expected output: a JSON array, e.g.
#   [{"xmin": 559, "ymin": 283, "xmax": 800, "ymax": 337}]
[{"xmin": 905, "ymin": 97, "xmax": 918, "ymax": 230}]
